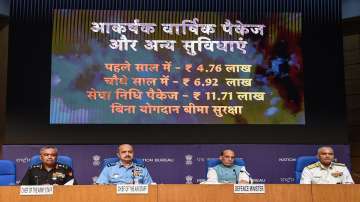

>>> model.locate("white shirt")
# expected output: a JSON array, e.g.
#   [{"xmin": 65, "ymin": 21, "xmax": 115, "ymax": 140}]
[{"xmin": 300, "ymin": 162, "xmax": 354, "ymax": 184}]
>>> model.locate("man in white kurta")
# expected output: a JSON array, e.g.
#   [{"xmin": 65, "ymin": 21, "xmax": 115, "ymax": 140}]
[{"xmin": 205, "ymin": 149, "xmax": 251, "ymax": 184}]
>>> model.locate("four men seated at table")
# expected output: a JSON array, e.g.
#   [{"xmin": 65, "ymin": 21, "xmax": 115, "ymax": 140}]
[{"xmin": 18, "ymin": 145, "xmax": 354, "ymax": 185}]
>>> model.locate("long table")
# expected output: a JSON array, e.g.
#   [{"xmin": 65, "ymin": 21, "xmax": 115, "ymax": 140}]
[{"xmin": 0, "ymin": 184, "xmax": 359, "ymax": 202}]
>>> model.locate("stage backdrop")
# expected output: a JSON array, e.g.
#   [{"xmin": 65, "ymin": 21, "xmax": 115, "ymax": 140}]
[{"xmin": 2, "ymin": 144, "xmax": 350, "ymax": 184}]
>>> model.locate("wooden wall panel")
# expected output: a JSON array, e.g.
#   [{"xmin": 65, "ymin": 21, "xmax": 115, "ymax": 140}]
[
  {"xmin": 343, "ymin": 17, "xmax": 360, "ymax": 184},
  {"xmin": 0, "ymin": 24, "xmax": 8, "ymax": 158}
]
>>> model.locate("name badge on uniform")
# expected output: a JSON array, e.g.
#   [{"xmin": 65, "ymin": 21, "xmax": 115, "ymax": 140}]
[
  {"xmin": 234, "ymin": 184, "xmax": 265, "ymax": 194},
  {"xmin": 116, "ymin": 184, "xmax": 148, "ymax": 194},
  {"xmin": 133, "ymin": 167, "xmax": 143, "ymax": 177},
  {"xmin": 20, "ymin": 185, "xmax": 54, "ymax": 195}
]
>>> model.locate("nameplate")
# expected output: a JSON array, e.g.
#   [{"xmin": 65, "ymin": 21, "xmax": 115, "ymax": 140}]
[
  {"xmin": 116, "ymin": 185, "xmax": 149, "ymax": 194},
  {"xmin": 234, "ymin": 184, "xmax": 265, "ymax": 194},
  {"xmin": 20, "ymin": 185, "xmax": 54, "ymax": 195}
]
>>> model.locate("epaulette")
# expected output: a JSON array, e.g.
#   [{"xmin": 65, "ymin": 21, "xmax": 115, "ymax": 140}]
[
  {"xmin": 134, "ymin": 163, "xmax": 145, "ymax": 168},
  {"xmin": 306, "ymin": 162, "xmax": 321, "ymax": 169},
  {"xmin": 31, "ymin": 163, "xmax": 42, "ymax": 168},
  {"xmin": 333, "ymin": 162, "xmax": 346, "ymax": 167},
  {"xmin": 106, "ymin": 162, "xmax": 117, "ymax": 167},
  {"xmin": 57, "ymin": 163, "xmax": 69, "ymax": 169}
]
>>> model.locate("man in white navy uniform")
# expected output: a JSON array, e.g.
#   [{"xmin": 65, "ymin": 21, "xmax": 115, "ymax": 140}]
[
  {"xmin": 205, "ymin": 149, "xmax": 251, "ymax": 184},
  {"xmin": 300, "ymin": 146, "xmax": 354, "ymax": 184}
]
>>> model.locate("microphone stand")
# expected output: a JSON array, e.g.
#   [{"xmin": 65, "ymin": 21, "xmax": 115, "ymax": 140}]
[
  {"xmin": 233, "ymin": 169, "xmax": 239, "ymax": 184},
  {"xmin": 131, "ymin": 169, "xmax": 135, "ymax": 184},
  {"xmin": 35, "ymin": 176, "xmax": 39, "ymax": 185}
]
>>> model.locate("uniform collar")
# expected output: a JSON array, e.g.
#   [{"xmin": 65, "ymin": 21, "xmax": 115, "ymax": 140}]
[
  {"xmin": 40, "ymin": 163, "xmax": 58, "ymax": 171},
  {"xmin": 118, "ymin": 161, "xmax": 134, "ymax": 168},
  {"xmin": 319, "ymin": 162, "xmax": 333, "ymax": 170}
]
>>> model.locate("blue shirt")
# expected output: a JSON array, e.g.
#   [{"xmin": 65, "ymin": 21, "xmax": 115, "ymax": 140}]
[{"xmin": 96, "ymin": 161, "xmax": 153, "ymax": 184}]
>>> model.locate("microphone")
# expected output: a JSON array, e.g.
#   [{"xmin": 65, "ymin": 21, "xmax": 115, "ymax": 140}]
[
  {"xmin": 131, "ymin": 169, "xmax": 136, "ymax": 184},
  {"xmin": 233, "ymin": 169, "xmax": 239, "ymax": 184},
  {"xmin": 34, "ymin": 176, "xmax": 39, "ymax": 185}
]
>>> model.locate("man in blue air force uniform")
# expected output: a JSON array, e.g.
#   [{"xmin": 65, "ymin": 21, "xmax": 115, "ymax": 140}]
[
  {"xmin": 205, "ymin": 149, "xmax": 251, "ymax": 184},
  {"xmin": 96, "ymin": 144, "xmax": 153, "ymax": 184}
]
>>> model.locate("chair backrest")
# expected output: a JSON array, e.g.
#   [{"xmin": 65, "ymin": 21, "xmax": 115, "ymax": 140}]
[
  {"xmin": 29, "ymin": 155, "xmax": 73, "ymax": 168},
  {"xmin": 0, "ymin": 160, "xmax": 16, "ymax": 186},
  {"xmin": 295, "ymin": 156, "xmax": 318, "ymax": 183},
  {"xmin": 206, "ymin": 158, "xmax": 245, "ymax": 177},
  {"xmin": 101, "ymin": 157, "xmax": 144, "ymax": 169}
]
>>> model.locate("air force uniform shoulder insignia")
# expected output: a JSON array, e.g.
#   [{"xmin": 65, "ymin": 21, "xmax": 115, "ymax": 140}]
[
  {"xmin": 106, "ymin": 162, "xmax": 117, "ymax": 167},
  {"xmin": 306, "ymin": 162, "xmax": 321, "ymax": 169}
]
